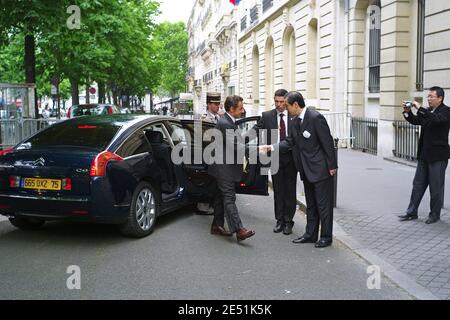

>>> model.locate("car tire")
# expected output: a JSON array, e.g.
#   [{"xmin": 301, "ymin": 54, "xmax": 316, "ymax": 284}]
[
  {"xmin": 119, "ymin": 182, "xmax": 160, "ymax": 238},
  {"xmin": 9, "ymin": 216, "xmax": 45, "ymax": 230}
]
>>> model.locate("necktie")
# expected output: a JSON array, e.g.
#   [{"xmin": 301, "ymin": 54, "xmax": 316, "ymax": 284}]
[{"xmin": 279, "ymin": 113, "xmax": 286, "ymax": 141}]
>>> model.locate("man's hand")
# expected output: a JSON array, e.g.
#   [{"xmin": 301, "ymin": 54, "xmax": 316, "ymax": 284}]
[
  {"xmin": 412, "ymin": 101, "xmax": 421, "ymax": 109},
  {"xmin": 258, "ymin": 145, "xmax": 271, "ymax": 154},
  {"xmin": 329, "ymin": 169, "xmax": 337, "ymax": 177}
]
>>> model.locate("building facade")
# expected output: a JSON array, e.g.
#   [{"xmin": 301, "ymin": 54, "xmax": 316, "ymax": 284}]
[{"xmin": 188, "ymin": 0, "xmax": 450, "ymax": 158}]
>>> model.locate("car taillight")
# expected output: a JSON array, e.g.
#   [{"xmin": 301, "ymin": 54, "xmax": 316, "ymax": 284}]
[
  {"xmin": 62, "ymin": 178, "xmax": 72, "ymax": 191},
  {"xmin": 107, "ymin": 106, "xmax": 113, "ymax": 114},
  {"xmin": 9, "ymin": 176, "xmax": 20, "ymax": 188},
  {"xmin": 90, "ymin": 151, "xmax": 123, "ymax": 177},
  {"xmin": 0, "ymin": 148, "xmax": 14, "ymax": 156}
]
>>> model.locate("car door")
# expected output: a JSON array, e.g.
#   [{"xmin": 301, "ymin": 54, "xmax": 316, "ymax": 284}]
[
  {"xmin": 168, "ymin": 120, "xmax": 217, "ymax": 201},
  {"xmin": 235, "ymin": 116, "xmax": 268, "ymax": 196}
]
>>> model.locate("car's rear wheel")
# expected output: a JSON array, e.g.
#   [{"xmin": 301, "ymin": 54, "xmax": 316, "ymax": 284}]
[
  {"xmin": 9, "ymin": 216, "xmax": 45, "ymax": 230},
  {"xmin": 119, "ymin": 182, "xmax": 159, "ymax": 238}
]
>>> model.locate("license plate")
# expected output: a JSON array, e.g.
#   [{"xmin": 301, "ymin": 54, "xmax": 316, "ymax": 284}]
[{"xmin": 22, "ymin": 178, "xmax": 61, "ymax": 191}]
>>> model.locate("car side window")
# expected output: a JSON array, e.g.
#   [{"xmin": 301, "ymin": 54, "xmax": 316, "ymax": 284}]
[
  {"xmin": 143, "ymin": 123, "xmax": 170, "ymax": 143},
  {"xmin": 168, "ymin": 122, "xmax": 190, "ymax": 146},
  {"xmin": 116, "ymin": 131, "xmax": 151, "ymax": 158}
]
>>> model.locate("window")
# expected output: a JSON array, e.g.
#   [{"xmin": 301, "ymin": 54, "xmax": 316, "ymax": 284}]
[
  {"xmin": 167, "ymin": 122, "xmax": 190, "ymax": 146},
  {"xmin": 116, "ymin": 131, "xmax": 151, "ymax": 158},
  {"xmin": 368, "ymin": 1, "xmax": 381, "ymax": 93},
  {"xmin": 416, "ymin": 0, "xmax": 425, "ymax": 91}
]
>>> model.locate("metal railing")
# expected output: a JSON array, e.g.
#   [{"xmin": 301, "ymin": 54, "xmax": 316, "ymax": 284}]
[
  {"xmin": 393, "ymin": 120, "xmax": 420, "ymax": 161},
  {"xmin": 0, "ymin": 118, "xmax": 63, "ymax": 148},
  {"xmin": 321, "ymin": 112, "xmax": 353, "ymax": 148},
  {"xmin": 351, "ymin": 117, "xmax": 378, "ymax": 154}
]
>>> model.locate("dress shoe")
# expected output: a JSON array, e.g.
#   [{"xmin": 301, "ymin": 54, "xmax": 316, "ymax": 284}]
[
  {"xmin": 398, "ymin": 214, "xmax": 418, "ymax": 221},
  {"xmin": 283, "ymin": 224, "xmax": 293, "ymax": 235},
  {"xmin": 210, "ymin": 225, "xmax": 232, "ymax": 236},
  {"xmin": 236, "ymin": 228, "xmax": 255, "ymax": 241},
  {"xmin": 273, "ymin": 222, "xmax": 284, "ymax": 233},
  {"xmin": 292, "ymin": 236, "xmax": 316, "ymax": 244},
  {"xmin": 315, "ymin": 240, "xmax": 332, "ymax": 248},
  {"xmin": 425, "ymin": 217, "xmax": 439, "ymax": 224}
]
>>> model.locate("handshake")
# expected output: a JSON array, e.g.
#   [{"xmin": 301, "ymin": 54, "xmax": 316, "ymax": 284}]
[{"xmin": 258, "ymin": 145, "xmax": 272, "ymax": 154}]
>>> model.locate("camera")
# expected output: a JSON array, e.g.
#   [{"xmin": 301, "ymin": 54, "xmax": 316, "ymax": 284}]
[{"xmin": 404, "ymin": 101, "xmax": 413, "ymax": 108}]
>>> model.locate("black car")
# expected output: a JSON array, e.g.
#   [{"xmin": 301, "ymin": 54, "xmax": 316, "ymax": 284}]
[{"xmin": 0, "ymin": 114, "xmax": 268, "ymax": 237}]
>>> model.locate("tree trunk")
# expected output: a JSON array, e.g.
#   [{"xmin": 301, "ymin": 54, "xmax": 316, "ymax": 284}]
[
  {"xmin": 24, "ymin": 33, "xmax": 38, "ymax": 118},
  {"xmin": 70, "ymin": 78, "xmax": 79, "ymax": 105},
  {"xmin": 85, "ymin": 85, "xmax": 90, "ymax": 103},
  {"xmin": 98, "ymin": 82, "xmax": 105, "ymax": 103}
]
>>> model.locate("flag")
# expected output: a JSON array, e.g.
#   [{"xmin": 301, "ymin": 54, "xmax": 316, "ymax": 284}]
[{"xmin": 229, "ymin": 0, "xmax": 241, "ymax": 6}]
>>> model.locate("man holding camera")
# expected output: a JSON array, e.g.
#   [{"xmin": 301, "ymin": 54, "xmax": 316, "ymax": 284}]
[{"xmin": 399, "ymin": 86, "xmax": 450, "ymax": 224}]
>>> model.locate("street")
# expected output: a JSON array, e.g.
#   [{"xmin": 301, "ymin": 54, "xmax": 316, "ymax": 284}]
[{"xmin": 0, "ymin": 192, "xmax": 411, "ymax": 300}]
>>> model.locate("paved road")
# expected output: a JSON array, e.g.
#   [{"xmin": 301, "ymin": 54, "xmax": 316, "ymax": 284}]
[{"xmin": 0, "ymin": 193, "xmax": 411, "ymax": 300}]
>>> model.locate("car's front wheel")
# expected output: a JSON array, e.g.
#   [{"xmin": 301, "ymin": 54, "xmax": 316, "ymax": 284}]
[
  {"xmin": 9, "ymin": 216, "xmax": 45, "ymax": 230},
  {"xmin": 119, "ymin": 182, "xmax": 160, "ymax": 238}
]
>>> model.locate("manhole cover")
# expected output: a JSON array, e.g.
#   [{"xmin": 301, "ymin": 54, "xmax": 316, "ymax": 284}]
[{"xmin": 366, "ymin": 168, "xmax": 383, "ymax": 171}]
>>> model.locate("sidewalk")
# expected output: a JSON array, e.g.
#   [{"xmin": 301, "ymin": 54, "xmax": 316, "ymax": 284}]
[{"xmin": 295, "ymin": 149, "xmax": 450, "ymax": 300}]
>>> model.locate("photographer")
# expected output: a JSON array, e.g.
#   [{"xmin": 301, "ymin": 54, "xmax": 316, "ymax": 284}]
[{"xmin": 399, "ymin": 86, "xmax": 450, "ymax": 224}]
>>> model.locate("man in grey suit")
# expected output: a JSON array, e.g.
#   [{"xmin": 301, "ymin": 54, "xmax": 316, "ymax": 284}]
[
  {"xmin": 262, "ymin": 91, "xmax": 337, "ymax": 248},
  {"xmin": 208, "ymin": 95, "xmax": 256, "ymax": 242},
  {"xmin": 253, "ymin": 89, "xmax": 297, "ymax": 235}
]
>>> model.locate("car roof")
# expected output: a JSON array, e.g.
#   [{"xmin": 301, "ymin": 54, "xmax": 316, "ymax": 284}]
[
  {"xmin": 71, "ymin": 104, "xmax": 115, "ymax": 108},
  {"xmin": 64, "ymin": 114, "xmax": 178, "ymax": 130}
]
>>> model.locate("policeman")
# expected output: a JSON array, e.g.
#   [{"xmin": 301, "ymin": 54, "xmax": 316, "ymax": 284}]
[
  {"xmin": 201, "ymin": 92, "xmax": 222, "ymax": 123},
  {"xmin": 196, "ymin": 92, "xmax": 222, "ymax": 215}
]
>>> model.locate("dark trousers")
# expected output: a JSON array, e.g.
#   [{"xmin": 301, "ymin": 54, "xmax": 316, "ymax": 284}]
[
  {"xmin": 303, "ymin": 177, "xmax": 334, "ymax": 242},
  {"xmin": 406, "ymin": 159, "xmax": 448, "ymax": 219},
  {"xmin": 271, "ymin": 157, "xmax": 297, "ymax": 226},
  {"xmin": 212, "ymin": 178, "xmax": 243, "ymax": 233}
]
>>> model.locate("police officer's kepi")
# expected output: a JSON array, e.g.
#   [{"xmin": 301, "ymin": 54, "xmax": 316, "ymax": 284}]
[{"xmin": 206, "ymin": 92, "xmax": 221, "ymax": 104}]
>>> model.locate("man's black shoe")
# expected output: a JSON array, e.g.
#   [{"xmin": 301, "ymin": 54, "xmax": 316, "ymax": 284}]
[
  {"xmin": 283, "ymin": 224, "xmax": 293, "ymax": 235},
  {"xmin": 425, "ymin": 217, "xmax": 439, "ymax": 224},
  {"xmin": 292, "ymin": 236, "xmax": 316, "ymax": 244},
  {"xmin": 398, "ymin": 214, "xmax": 418, "ymax": 221},
  {"xmin": 273, "ymin": 222, "xmax": 284, "ymax": 233},
  {"xmin": 315, "ymin": 240, "xmax": 332, "ymax": 248}
]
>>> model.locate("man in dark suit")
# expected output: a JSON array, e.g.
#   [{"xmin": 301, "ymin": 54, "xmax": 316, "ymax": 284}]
[
  {"xmin": 253, "ymin": 89, "xmax": 297, "ymax": 235},
  {"xmin": 208, "ymin": 95, "xmax": 256, "ymax": 242},
  {"xmin": 399, "ymin": 86, "xmax": 450, "ymax": 224},
  {"xmin": 262, "ymin": 91, "xmax": 337, "ymax": 248}
]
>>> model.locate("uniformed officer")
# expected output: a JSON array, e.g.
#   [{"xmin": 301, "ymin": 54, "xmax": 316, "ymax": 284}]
[
  {"xmin": 201, "ymin": 92, "xmax": 221, "ymax": 123},
  {"xmin": 196, "ymin": 92, "xmax": 222, "ymax": 215}
]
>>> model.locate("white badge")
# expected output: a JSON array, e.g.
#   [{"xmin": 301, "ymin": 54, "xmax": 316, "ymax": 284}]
[{"xmin": 303, "ymin": 130, "xmax": 311, "ymax": 139}]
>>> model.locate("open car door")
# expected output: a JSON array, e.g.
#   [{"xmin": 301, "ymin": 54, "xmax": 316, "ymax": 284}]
[{"xmin": 235, "ymin": 116, "xmax": 269, "ymax": 196}]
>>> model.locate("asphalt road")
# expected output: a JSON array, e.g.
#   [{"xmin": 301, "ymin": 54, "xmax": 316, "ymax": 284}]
[{"xmin": 0, "ymin": 193, "xmax": 412, "ymax": 300}]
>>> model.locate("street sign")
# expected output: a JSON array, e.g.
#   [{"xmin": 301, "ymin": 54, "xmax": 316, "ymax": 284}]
[
  {"xmin": 89, "ymin": 87, "xmax": 96, "ymax": 94},
  {"xmin": 51, "ymin": 85, "xmax": 58, "ymax": 95},
  {"xmin": 51, "ymin": 76, "xmax": 60, "ymax": 86}
]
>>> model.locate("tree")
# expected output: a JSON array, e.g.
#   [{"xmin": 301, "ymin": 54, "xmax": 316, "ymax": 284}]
[{"xmin": 153, "ymin": 22, "xmax": 188, "ymax": 98}]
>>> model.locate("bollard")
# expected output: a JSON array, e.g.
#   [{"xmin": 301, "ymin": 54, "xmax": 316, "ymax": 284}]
[{"xmin": 333, "ymin": 138, "xmax": 339, "ymax": 208}]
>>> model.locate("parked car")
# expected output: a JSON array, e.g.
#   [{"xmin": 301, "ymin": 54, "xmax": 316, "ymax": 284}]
[
  {"xmin": 0, "ymin": 114, "xmax": 268, "ymax": 237},
  {"xmin": 66, "ymin": 104, "xmax": 121, "ymax": 118}
]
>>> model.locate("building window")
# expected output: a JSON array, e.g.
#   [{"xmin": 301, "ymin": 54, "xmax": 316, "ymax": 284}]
[
  {"xmin": 416, "ymin": 0, "xmax": 425, "ymax": 91},
  {"xmin": 368, "ymin": 1, "xmax": 381, "ymax": 93},
  {"xmin": 263, "ymin": 0, "xmax": 273, "ymax": 13},
  {"xmin": 252, "ymin": 45, "xmax": 260, "ymax": 105},
  {"xmin": 250, "ymin": 5, "xmax": 259, "ymax": 25},
  {"xmin": 241, "ymin": 16, "xmax": 247, "ymax": 31}
]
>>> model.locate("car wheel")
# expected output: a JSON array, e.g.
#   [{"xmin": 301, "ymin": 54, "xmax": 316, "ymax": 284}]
[
  {"xmin": 119, "ymin": 182, "xmax": 160, "ymax": 238},
  {"xmin": 9, "ymin": 216, "xmax": 45, "ymax": 230}
]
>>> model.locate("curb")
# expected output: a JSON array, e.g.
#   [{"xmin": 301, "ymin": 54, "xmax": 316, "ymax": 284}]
[
  {"xmin": 294, "ymin": 196, "xmax": 440, "ymax": 300},
  {"xmin": 268, "ymin": 179, "xmax": 438, "ymax": 299}
]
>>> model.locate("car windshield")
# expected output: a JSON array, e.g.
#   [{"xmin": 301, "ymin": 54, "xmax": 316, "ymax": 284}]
[
  {"xmin": 18, "ymin": 122, "xmax": 121, "ymax": 150},
  {"xmin": 72, "ymin": 105, "xmax": 110, "ymax": 117}
]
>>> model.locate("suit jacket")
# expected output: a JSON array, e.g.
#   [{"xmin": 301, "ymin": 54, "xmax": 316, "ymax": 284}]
[
  {"xmin": 277, "ymin": 108, "xmax": 337, "ymax": 183},
  {"xmin": 208, "ymin": 113, "xmax": 248, "ymax": 182},
  {"xmin": 403, "ymin": 103, "xmax": 450, "ymax": 162}
]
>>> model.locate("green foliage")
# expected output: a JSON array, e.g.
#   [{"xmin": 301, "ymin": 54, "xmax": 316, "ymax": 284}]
[
  {"xmin": 153, "ymin": 22, "xmax": 188, "ymax": 98},
  {"xmin": 0, "ymin": 1, "xmax": 189, "ymax": 103}
]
